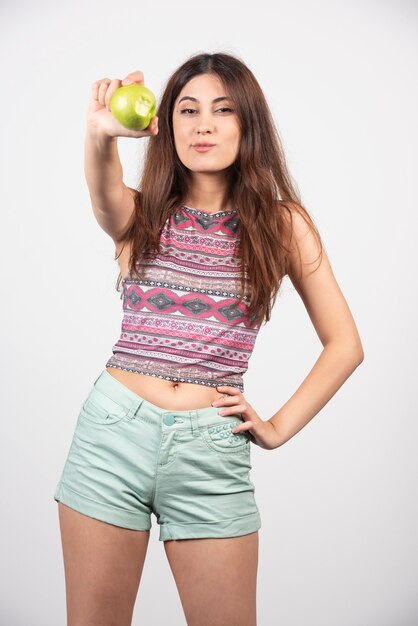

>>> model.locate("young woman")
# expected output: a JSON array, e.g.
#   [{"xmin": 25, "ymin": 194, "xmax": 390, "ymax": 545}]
[{"xmin": 54, "ymin": 52, "xmax": 364, "ymax": 626}]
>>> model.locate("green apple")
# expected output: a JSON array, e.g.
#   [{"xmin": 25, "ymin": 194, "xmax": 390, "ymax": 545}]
[{"xmin": 110, "ymin": 84, "xmax": 157, "ymax": 131}]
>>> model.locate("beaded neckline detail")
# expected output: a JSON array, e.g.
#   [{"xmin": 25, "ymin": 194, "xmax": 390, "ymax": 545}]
[{"xmin": 180, "ymin": 204, "xmax": 238, "ymax": 217}]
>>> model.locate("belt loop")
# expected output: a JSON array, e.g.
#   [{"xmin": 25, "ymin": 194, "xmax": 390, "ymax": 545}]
[
  {"xmin": 127, "ymin": 398, "xmax": 144, "ymax": 421},
  {"xmin": 190, "ymin": 410, "xmax": 200, "ymax": 437},
  {"xmin": 93, "ymin": 371, "xmax": 103, "ymax": 386}
]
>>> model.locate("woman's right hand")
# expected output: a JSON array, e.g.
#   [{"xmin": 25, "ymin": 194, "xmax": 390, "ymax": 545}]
[{"xmin": 86, "ymin": 71, "xmax": 159, "ymax": 139}]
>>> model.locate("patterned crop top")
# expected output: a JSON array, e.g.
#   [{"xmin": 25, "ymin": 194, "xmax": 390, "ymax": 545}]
[{"xmin": 105, "ymin": 204, "xmax": 262, "ymax": 391}]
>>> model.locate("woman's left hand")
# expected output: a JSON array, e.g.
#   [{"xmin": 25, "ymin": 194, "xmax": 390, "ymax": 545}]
[{"xmin": 212, "ymin": 386, "xmax": 282, "ymax": 450}]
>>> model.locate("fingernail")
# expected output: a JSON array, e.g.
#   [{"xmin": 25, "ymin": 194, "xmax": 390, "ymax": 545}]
[{"xmin": 218, "ymin": 410, "xmax": 225, "ymax": 415}]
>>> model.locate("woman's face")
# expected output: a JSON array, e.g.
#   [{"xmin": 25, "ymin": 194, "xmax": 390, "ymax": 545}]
[{"xmin": 172, "ymin": 73, "xmax": 241, "ymax": 173}]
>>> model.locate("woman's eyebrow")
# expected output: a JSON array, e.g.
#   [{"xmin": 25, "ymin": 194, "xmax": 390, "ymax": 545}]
[{"xmin": 178, "ymin": 96, "xmax": 233, "ymax": 104}]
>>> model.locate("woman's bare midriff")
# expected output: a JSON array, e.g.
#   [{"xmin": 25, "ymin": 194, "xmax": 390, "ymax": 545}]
[
  {"xmin": 109, "ymin": 239, "xmax": 228, "ymax": 410},
  {"xmin": 106, "ymin": 367, "xmax": 226, "ymax": 410}
]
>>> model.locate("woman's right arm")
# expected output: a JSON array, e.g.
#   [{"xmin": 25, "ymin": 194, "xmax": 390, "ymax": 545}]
[{"xmin": 84, "ymin": 71, "xmax": 158, "ymax": 242}]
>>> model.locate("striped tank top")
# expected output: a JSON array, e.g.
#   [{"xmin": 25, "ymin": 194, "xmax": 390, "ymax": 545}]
[{"xmin": 105, "ymin": 204, "xmax": 262, "ymax": 391}]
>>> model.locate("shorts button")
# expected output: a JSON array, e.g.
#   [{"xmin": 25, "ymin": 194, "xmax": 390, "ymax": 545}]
[{"xmin": 163, "ymin": 414, "xmax": 176, "ymax": 426}]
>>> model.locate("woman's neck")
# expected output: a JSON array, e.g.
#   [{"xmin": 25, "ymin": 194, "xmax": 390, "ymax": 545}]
[{"xmin": 184, "ymin": 174, "xmax": 232, "ymax": 214}]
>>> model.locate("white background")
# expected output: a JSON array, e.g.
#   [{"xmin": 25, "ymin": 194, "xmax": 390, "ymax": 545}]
[{"xmin": 1, "ymin": 0, "xmax": 417, "ymax": 624}]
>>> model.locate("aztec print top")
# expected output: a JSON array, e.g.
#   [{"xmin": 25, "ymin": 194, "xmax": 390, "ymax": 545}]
[{"xmin": 105, "ymin": 204, "xmax": 262, "ymax": 391}]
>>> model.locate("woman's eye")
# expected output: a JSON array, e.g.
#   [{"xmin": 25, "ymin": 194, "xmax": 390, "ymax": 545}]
[{"xmin": 179, "ymin": 108, "xmax": 234, "ymax": 114}]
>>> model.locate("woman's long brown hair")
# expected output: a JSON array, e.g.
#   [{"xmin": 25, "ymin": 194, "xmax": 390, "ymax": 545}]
[{"xmin": 115, "ymin": 51, "xmax": 323, "ymax": 328}]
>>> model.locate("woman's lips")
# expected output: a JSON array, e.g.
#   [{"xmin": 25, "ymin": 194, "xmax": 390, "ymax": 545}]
[{"xmin": 193, "ymin": 145, "xmax": 215, "ymax": 153}]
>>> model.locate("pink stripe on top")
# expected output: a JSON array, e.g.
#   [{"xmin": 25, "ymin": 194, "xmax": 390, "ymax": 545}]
[{"xmin": 105, "ymin": 204, "xmax": 262, "ymax": 391}]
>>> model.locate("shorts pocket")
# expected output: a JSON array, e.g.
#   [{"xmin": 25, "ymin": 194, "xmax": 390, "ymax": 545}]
[
  {"xmin": 80, "ymin": 387, "xmax": 130, "ymax": 425},
  {"xmin": 200, "ymin": 419, "xmax": 250, "ymax": 455}
]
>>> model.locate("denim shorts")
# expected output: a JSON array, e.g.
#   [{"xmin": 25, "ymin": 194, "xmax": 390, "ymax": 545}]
[{"xmin": 53, "ymin": 369, "xmax": 261, "ymax": 541}]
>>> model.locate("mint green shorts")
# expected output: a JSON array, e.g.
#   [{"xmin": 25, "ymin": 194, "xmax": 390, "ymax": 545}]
[{"xmin": 53, "ymin": 369, "xmax": 261, "ymax": 541}]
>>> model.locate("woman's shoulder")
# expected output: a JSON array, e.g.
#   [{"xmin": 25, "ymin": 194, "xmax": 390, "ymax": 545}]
[{"xmin": 276, "ymin": 200, "xmax": 312, "ymax": 234}]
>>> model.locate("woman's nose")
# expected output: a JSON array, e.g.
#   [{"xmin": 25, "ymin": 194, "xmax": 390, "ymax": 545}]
[{"xmin": 196, "ymin": 113, "xmax": 214, "ymax": 135}]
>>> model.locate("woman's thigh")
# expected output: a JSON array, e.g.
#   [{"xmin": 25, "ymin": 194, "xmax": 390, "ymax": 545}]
[
  {"xmin": 164, "ymin": 531, "xmax": 259, "ymax": 626},
  {"xmin": 58, "ymin": 503, "xmax": 150, "ymax": 626}
]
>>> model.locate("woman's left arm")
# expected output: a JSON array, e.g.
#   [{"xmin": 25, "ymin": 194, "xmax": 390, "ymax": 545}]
[
  {"xmin": 212, "ymin": 206, "xmax": 364, "ymax": 450},
  {"xmin": 267, "ymin": 207, "xmax": 364, "ymax": 446}
]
